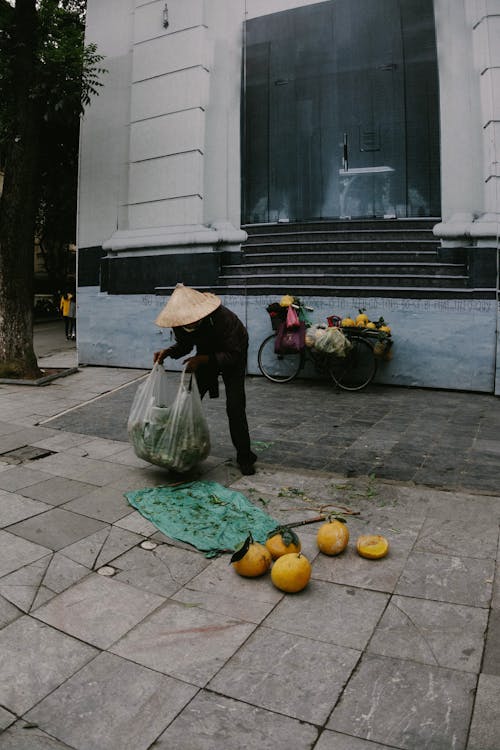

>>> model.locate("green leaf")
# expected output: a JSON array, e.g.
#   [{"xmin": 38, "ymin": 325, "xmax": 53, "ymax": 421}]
[
  {"xmin": 230, "ymin": 533, "xmax": 252, "ymax": 563},
  {"xmin": 281, "ymin": 528, "xmax": 300, "ymax": 547}
]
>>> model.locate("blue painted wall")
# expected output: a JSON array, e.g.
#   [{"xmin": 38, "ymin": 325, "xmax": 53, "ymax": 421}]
[{"xmin": 77, "ymin": 287, "xmax": 498, "ymax": 393}]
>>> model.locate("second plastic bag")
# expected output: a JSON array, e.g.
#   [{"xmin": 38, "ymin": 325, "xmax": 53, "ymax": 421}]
[{"xmin": 128, "ymin": 364, "xmax": 210, "ymax": 472}]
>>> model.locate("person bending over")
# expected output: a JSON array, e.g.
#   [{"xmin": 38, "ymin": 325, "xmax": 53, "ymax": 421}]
[{"xmin": 154, "ymin": 283, "xmax": 257, "ymax": 476}]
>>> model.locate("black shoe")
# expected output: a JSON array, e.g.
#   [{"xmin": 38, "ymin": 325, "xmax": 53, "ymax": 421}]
[{"xmin": 239, "ymin": 462, "xmax": 256, "ymax": 476}]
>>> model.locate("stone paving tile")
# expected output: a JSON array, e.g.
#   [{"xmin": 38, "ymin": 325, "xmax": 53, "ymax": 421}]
[
  {"xmin": 467, "ymin": 673, "xmax": 500, "ymax": 750},
  {"xmin": 172, "ymin": 584, "xmax": 278, "ymax": 625},
  {"xmin": 33, "ymin": 573, "xmax": 165, "ymax": 649},
  {"xmin": 25, "ymin": 651, "xmax": 198, "ymax": 750},
  {"xmin": 31, "ymin": 585, "xmax": 58, "ymax": 611},
  {"xmin": 114, "ymin": 510, "xmax": 158, "ymax": 537},
  {"xmin": 0, "ymin": 615, "xmax": 97, "ymax": 715},
  {"xmin": 23, "ymin": 452, "xmax": 127, "ymax": 486},
  {"xmin": 0, "ymin": 529, "xmax": 51, "ymax": 578},
  {"xmin": 103, "ymin": 445, "xmax": 155, "ymax": 469},
  {"xmin": 413, "ymin": 515, "xmax": 499, "ymax": 559},
  {"xmin": 482, "ymin": 609, "xmax": 500, "ymax": 676},
  {"xmin": 0, "ymin": 466, "xmax": 54, "ymax": 492},
  {"xmin": 152, "ymin": 690, "xmax": 319, "ymax": 750},
  {"xmin": 173, "ymin": 553, "xmax": 282, "ymax": 606},
  {"xmin": 0, "ymin": 723, "xmax": 74, "ymax": 749},
  {"xmin": 312, "ymin": 514, "xmax": 423, "ymax": 593},
  {"xmin": 42, "ymin": 553, "xmax": 91, "ymax": 594},
  {"xmin": 315, "ymin": 732, "xmax": 392, "ymax": 750},
  {"xmin": 65, "ymin": 437, "xmax": 130, "ymax": 459},
  {"xmin": 18, "ymin": 475, "xmax": 99, "ymax": 505},
  {"xmin": 0, "ymin": 593, "xmax": 22, "ymax": 629},
  {"xmin": 0, "ymin": 556, "xmax": 51, "ymax": 611},
  {"xmin": 0, "ymin": 707, "xmax": 16, "ymax": 732},
  {"xmin": 367, "ymin": 595, "xmax": 488, "ymax": 672},
  {"xmin": 0, "ymin": 490, "xmax": 51, "ymax": 527},
  {"xmin": 110, "ymin": 599, "xmax": 256, "ymax": 687},
  {"xmin": 31, "ymin": 430, "xmax": 97, "ymax": 452},
  {"xmin": 328, "ymin": 652, "xmax": 476, "ymax": 750},
  {"xmin": 423, "ymin": 491, "xmax": 500, "ymax": 522},
  {"xmin": 93, "ymin": 526, "xmax": 144, "ymax": 568},
  {"xmin": 59, "ymin": 526, "xmax": 110, "ymax": 568},
  {"xmin": 6, "ymin": 507, "xmax": 108, "ymax": 552},
  {"xmin": 112, "ymin": 544, "xmax": 209, "ymax": 597},
  {"xmin": 209, "ymin": 625, "xmax": 360, "ymax": 725},
  {"xmin": 264, "ymin": 579, "xmax": 388, "ymax": 650},
  {"xmin": 395, "ymin": 551, "xmax": 495, "ymax": 608},
  {"xmin": 493, "ymin": 548, "xmax": 500, "ymax": 610},
  {"xmin": 61, "ymin": 485, "xmax": 132, "ymax": 523}
]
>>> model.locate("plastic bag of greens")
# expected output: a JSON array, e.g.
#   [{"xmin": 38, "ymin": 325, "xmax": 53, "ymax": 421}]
[
  {"xmin": 149, "ymin": 366, "xmax": 210, "ymax": 472},
  {"xmin": 313, "ymin": 326, "xmax": 352, "ymax": 357},
  {"xmin": 127, "ymin": 363, "xmax": 171, "ymax": 463}
]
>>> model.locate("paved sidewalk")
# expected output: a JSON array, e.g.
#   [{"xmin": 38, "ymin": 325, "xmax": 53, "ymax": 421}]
[{"xmin": 0, "ymin": 325, "xmax": 498, "ymax": 749}]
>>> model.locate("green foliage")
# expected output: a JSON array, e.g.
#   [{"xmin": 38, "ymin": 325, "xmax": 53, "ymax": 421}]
[{"xmin": 0, "ymin": 0, "xmax": 106, "ymax": 291}]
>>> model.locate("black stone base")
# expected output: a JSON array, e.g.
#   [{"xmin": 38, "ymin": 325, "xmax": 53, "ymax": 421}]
[{"xmin": 79, "ymin": 248, "xmax": 222, "ymax": 294}]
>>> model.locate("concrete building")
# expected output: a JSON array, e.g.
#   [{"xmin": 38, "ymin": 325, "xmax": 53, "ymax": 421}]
[{"xmin": 78, "ymin": 0, "xmax": 500, "ymax": 393}]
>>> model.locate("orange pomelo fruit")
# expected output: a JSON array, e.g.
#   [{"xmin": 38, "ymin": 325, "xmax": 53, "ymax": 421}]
[
  {"xmin": 356, "ymin": 534, "xmax": 389, "ymax": 559},
  {"xmin": 317, "ymin": 519, "xmax": 349, "ymax": 556},
  {"xmin": 265, "ymin": 529, "xmax": 301, "ymax": 560},
  {"xmin": 232, "ymin": 537, "xmax": 272, "ymax": 577},
  {"xmin": 271, "ymin": 552, "xmax": 312, "ymax": 593}
]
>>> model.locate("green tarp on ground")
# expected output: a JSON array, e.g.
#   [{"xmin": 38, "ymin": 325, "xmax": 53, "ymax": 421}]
[{"xmin": 125, "ymin": 480, "xmax": 280, "ymax": 557}]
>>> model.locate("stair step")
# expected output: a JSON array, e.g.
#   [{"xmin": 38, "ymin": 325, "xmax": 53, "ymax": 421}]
[
  {"xmin": 218, "ymin": 217, "xmax": 472, "ymax": 297},
  {"xmin": 218, "ymin": 273, "xmax": 468, "ymax": 288},
  {"xmin": 242, "ymin": 219, "xmax": 439, "ymax": 234},
  {"xmin": 244, "ymin": 230, "xmax": 437, "ymax": 244},
  {"xmin": 206, "ymin": 284, "xmax": 487, "ymax": 300},
  {"xmin": 244, "ymin": 251, "xmax": 437, "ymax": 262},
  {"xmin": 242, "ymin": 247, "xmax": 439, "ymax": 258},
  {"xmin": 223, "ymin": 263, "xmax": 466, "ymax": 277}
]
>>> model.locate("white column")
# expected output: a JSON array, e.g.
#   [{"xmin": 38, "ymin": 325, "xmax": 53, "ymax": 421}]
[{"xmin": 104, "ymin": 0, "xmax": 246, "ymax": 255}]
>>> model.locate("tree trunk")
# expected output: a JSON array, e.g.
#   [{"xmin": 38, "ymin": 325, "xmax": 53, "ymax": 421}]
[{"xmin": 0, "ymin": 0, "xmax": 42, "ymax": 379}]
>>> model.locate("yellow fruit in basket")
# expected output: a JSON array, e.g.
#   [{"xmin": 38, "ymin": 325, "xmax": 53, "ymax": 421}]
[
  {"xmin": 341, "ymin": 317, "xmax": 355, "ymax": 328},
  {"xmin": 265, "ymin": 529, "xmax": 301, "ymax": 560},
  {"xmin": 356, "ymin": 534, "xmax": 389, "ymax": 559},
  {"xmin": 280, "ymin": 295, "xmax": 295, "ymax": 307},
  {"xmin": 355, "ymin": 313, "xmax": 369, "ymax": 326},
  {"xmin": 231, "ymin": 536, "xmax": 272, "ymax": 578},
  {"xmin": 366, "ymin": 321, "xmax": 377, "ymax": 330},
  {"xmin": 317, "ymin": 519, "xmax": 349, "ymax": 555},
  {"xmin": 271, "ymin": 552, "xmax": 312, "ymax": 593},
  {"xmin": 379, "ymin": 325, "xmax": 391, "ymax": 334}
]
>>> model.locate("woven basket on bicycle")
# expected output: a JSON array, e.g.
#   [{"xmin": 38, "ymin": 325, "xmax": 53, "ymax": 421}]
[{"xmin": 266, "ymin": 302, "xmax": 286, "ymax": 331}]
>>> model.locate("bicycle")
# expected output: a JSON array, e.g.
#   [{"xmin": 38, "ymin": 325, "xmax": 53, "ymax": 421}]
[{"xmin": 257, "ymin": 305, "xmax": 378, "ymax": 391}]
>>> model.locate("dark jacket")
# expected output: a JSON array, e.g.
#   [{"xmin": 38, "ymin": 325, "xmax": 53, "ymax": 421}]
[{"xmin": 168, "ymin": 305, "xmax": 249, "ymax": 397}]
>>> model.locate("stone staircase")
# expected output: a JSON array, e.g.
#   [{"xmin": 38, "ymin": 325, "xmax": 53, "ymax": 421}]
[{"xmin": 213, "ymin": 219, "xmax": 472, "ymax": 299}]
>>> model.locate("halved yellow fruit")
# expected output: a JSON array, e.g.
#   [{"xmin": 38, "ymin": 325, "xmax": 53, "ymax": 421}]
[{"xmin": 356, "ymin": 534, "xmax": 389, "ymax": 559}]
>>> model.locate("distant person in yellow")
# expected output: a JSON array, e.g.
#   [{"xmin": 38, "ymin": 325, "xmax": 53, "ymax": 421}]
[{"xmin": 59, "ymin": 292, "xmax": 73, "ymax": 340}]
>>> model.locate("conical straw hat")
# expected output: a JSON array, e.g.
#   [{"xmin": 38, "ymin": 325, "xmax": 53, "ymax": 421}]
[{"xmin": 155, "ymin": 283, "xmax": 221, "ymax": 327}]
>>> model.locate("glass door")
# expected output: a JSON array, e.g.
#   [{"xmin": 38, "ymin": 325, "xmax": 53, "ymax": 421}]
[{"xmin": 242, "ymin": 0, "xmax": 440, "ymax": 223}]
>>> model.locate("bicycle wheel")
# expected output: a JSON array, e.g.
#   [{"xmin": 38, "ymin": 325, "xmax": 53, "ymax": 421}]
[
  {"xmin": 258, "ymin": 334, "xmax": 302, "ymax": 383},
  {"xmin": 328, "ymin": 335, "xmax": 377, "ymax": 391}
]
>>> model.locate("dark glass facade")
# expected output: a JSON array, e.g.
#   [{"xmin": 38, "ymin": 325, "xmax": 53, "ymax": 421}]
[{"xmin": 243, "ymin": 0, "xmax": 440, "ymax": 223}]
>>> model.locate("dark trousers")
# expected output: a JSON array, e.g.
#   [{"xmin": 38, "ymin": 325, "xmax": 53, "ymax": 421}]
[
  {"xmin": 197, "ymin": 367, "xmax": 253, "ymax": 464},
  {"xmin": 64, "ymin": 316, "xmax": 70, "ymax": 337}
]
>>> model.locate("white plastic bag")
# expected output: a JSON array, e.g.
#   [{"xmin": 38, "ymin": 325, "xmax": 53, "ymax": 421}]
[
  {"xmin": 127, "ymin": 363, "xmax": 170, "ymax": 462},
  {"xmin": 128, "ymin": 365, "xmax": 210, "ymax": 472},
  {"xmin": 305, "ymin": 324, "xmax": 327, "ymax": 348},
  {"xmin": 313, "ymin": 326, "xmax": 352, "ymax": 357}
]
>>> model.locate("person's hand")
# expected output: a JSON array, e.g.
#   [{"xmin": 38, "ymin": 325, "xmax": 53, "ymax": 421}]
[
  {"xmin": 183, "ymin": 354, "xmax": 209, "ymax": 372},
  {"xmin": 154, "ymin": 348, "xmax": 171, "ymax": 365}
]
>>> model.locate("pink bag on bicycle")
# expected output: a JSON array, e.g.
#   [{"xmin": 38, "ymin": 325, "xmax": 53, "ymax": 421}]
[
  {"xmin": 286, "ymin": 305, "xmax": 300, "ymax": 330},
  {"xmin": 275, "ymin": 321, "xmax": 306, "ymax": 354}
]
